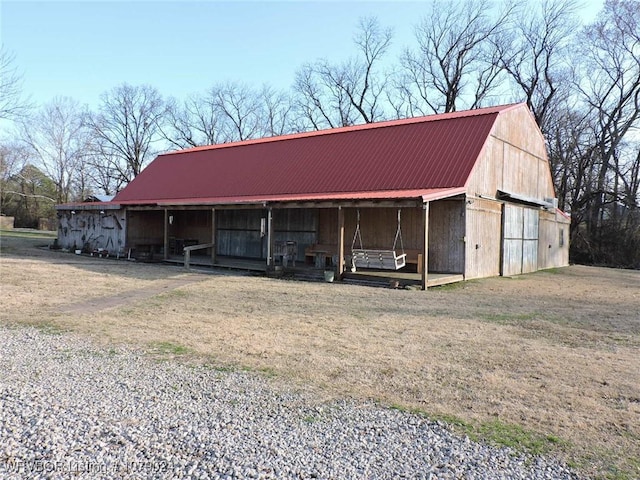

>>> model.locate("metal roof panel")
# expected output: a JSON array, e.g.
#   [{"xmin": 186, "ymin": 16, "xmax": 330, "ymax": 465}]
[{"xmin": 113, "ymin": 104, "xmax": 521, "ymax": 204}]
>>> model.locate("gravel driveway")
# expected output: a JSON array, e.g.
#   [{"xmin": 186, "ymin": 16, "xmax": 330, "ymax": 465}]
[{"xmin": 0, "ymin": 326, "xmax": 581, "ymax": 479}]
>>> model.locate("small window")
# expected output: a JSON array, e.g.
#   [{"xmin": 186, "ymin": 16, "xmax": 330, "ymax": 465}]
[{"xmin": 559, "ymin": 228, "xmax": 565, "ymax": 247}]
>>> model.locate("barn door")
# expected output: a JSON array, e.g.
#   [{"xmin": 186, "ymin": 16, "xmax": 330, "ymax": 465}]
[{"xmin": 502, "ymin": 204, "xmax": 539, "ymax": 276}]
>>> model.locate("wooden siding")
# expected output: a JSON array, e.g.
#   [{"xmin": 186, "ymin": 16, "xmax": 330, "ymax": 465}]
[
  {"xmin": 272, "ymin": 209, "xmax": 318, "ymax": 260},
  {"xmin": 168, "ymin": 210, "xmax": 213, "ymax": 243},
  {"xmin": 317, "ymin": 209, "xmax": 338, "ymax": 246},
  {"xmin": 216, "ymin": 209, "xmax": 318, "ymax": 259},
  {"xmin": 501, "ymin": 204, "xmax": 539, "ymax": 276},
  {"xmin": 491, "ymin": 106, "xmax": 547, "ymax": 159},
  {"xmin": 58, "ymin": 209, "xmax": 126, "ymax": 254},
  {"xmin": 468, "ymin": 138, "xmax": 503, "ymax": 197},
  {"xmin": 538, "ymin": 210, "xmax": 570, "ymax": 269},
  {"xmin": 502, "ymin": 203, "xmax": 524, "ymax": 276},
  {"xmin": 522, "ymin": 207, "xmax": 539, "ymax": 274},
  {"xmin": 465, "ymin": 198, "xmax": 502, "ymax": 279},
  {"xmin": 346, "ymin": 207, "xmax": 424, "ymax": 251},
  {"xmin": 127, "ymin": 210, "xmax": 164, "ymax": 250},
  {"xmin": 467, "ymin": 108, "xmax": 555, "ymax": 200},
  {"xmin": 217, "ymin": 209, "xmax": 264, "ymax": 258},
  {"xmin": 428, "ymin": 200, "xmax": 465, "ymax": 273},
  {"xmin": 165, "ymin": 209, "xmax": 215, "ymax": 256}
]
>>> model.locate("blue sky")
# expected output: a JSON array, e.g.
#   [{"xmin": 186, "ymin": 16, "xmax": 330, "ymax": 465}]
[{"xmin": 2, "ymin": 0, "xmax": 604, "ymax": 111}]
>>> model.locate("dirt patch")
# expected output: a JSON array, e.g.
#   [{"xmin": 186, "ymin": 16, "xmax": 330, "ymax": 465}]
[
  {"xmin": 59, "ymin": 274, "xmax": 206, "ymax": 314},
  {"xmin": 1, "ymin": 229, "xmax": 639, "ymax": 478}
]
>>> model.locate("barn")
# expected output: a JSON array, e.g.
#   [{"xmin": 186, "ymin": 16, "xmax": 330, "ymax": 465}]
[{"xmin": 56, "ymin": 103, "xmax": 569, "ymax": 289}]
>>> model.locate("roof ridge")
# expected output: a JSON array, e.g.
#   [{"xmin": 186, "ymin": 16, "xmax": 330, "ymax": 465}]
[{"xmin": 163, "ymin": 102, "xmax": 524, "ymax": 156}]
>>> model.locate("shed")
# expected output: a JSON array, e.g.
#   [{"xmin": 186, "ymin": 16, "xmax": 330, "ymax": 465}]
[{"xmin": 56, "ymin": 103, "xmax": 569, "ymax": 288}]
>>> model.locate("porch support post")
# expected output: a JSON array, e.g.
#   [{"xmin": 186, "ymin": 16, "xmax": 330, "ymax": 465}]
[
  {"xmin": 163, "ymin": 208, "xmax": 169, "ymax": 260},
  {"xmin": 337, "ymin": 206, "xmax": 345, "ymax": 280},
  {"xmin": 211, "ymin": 208, "xmax": 217, "ymax": 266},
  {"xmin": 421, "ymin": 202, "xmax": 430, "ymax": 290},
  {"xmin": 266, "ymin": 207, "xmax": 274, "ymax": 267}
]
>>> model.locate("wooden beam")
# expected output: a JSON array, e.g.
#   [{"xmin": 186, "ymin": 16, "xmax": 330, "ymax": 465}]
[
  {"xmin": 211, "ymin": 208, "xmax": 217, "ymax": 265},
  {"xmin": 421, "ymin": 202, "xmax": 429, "ymax": 290},
  {"xmin": 337, "ymin": 206, "xmax": 345, "ymax": 280},
  {"xmin": 272, "ymin": 200, "xmax": 423, "ymax": 209},
  {"xmin": 163, "ymin": 208, "xmax": 169, "ymax": 260},
  {"xmin": 127, "ymin": 200, "xmax": 425, "ymax": 211},
  {"xmin": 266, "ymin": 208, "xmax": 273, "ymax": 267}
]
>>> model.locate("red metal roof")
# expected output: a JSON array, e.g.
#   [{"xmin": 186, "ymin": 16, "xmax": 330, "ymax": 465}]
[{"xmin": 113, "ymin": 103, "xmax": 522, "ymax": 205}]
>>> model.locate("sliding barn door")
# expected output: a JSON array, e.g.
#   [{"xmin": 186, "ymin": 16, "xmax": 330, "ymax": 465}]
[{"xmin": 502, "ymin": 204, "xmax": 539, "ymax": 276}]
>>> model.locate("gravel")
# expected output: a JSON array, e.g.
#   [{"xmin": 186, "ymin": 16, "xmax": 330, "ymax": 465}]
[{"xmin": 0, "ymin": 326, "xmax": 582, "ymax": 479}]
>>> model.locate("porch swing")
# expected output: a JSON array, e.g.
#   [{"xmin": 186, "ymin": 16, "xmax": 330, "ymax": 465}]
[{"xmin": 351, "ymin": 209, "xmax": 407, "ymax": 270}]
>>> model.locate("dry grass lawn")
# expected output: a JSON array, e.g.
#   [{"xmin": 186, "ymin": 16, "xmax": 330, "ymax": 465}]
[{"xmin": 1, "ymin": 229, "xmax": 639, "ymax": 479}]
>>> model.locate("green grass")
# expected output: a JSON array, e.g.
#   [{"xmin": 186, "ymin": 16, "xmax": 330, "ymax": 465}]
[
  {"xmin": 533, "ymin": 267, "xmax": 564, "ymax": 275},
  {"xmin": 257, "ymin": 366, "xmax": 278, "ymax": 378},
  {"xmin": 0, "ymin": 228, "xmax": 57, "ymax": 254},
  {"xmin": 390, "ymin": 406, "xmax": 566, "ymax": 458},
  {"xmin": 149, "ymin": 341, "xmax": 193, "ymax": 356},
  {"xmin": 470, "ymin": 419, "xmax": 564, "ymax": 456},
  {"xmin": 31, "ymin": 321, "xmax": 68, "ymax": 336},
  {"xmin": 0, "ymin": 228, "xmax": 57, "ymax": 239},
  {"xmin": 431, "ymin": 280, "xmax": 478, "ymax": 291}
]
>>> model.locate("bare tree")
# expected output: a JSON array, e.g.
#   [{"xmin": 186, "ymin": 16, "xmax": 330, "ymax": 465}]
[
  {"xmin": 260, "ymin": 85, "xmax": 295, "ymax": 136},
  {"xmin": 293, "ymin": 17, "xmax": 392, "ymax": 129},
  {"xmin": 495, "ymin": 0, "xmax": 579, "ymax": 133},
  {"xmin": 18, "ymin": 97, "xmax": 90, "ymax": 203},
  {"xmin": 565, "ymin": 0, "xmax": 640, "ymax": 266},
  {"xmin": 209, "ymin": 82, "xmax": 264, "ymax": 142},
  {"xmin": 294, "ymin": 63, "xmax": 353, "ymax": 129},
  {"xmin": 84, "ymin": 134, "xmax": 124, "ymax": 196},
  {"xmin": 161, "ymin": 94, "xmax": 227, "ymax": 149},
  {"xmin": 86, "ymin": 84, "xmax": 167, "ymax": 186},
  {"xmin": 394, "ymin": 0, "xmax": 515, "ymax": 115},
  {"xmin": 0, "ymin": 47, "xmax": 31, "ymax": 121}
]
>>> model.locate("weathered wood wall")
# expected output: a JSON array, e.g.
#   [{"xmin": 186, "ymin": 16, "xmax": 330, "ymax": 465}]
[
  {"xmin": 335, "ymin": 207, "xmax": 424, "ymax": 251},
  {"xmin": 272, "ymin": 209, "xmax": 318, "ymax": 259},
  {"xmin": 502, "ymin": 204, "xmax": 539, "ymax": 276},
  {"xmin": 428, "ymin": 201, "xmax": 465, "ymax": 273},
  {"xmin": 317, "ymin": 209, "xmax": 337, "ymax": 246},
  {"xmin": 216, "ymin": 209, "xmax": 264, "ymax": 258},
  {"xmin": 318, "ymin": 204, "xmax": 465, "ymax": 273},
  {"xmin": 58, "ymin": 209, "xmax": 126, "ymax": 254},
  {"xmin": 538, "ymin": 210, "xmax": 570, "ymax": 269},
  {"xmin": 467, "ymin": 107, "xmax": 555, "ymax": 201},
  {"xmin": 171, "ymin": 210, "xmax": 212, "ymax": 243},
  {"xmin": 465, "ymin": 198, "xmax": 502, "ymax": 279},
  {"xmin": 464, "ymin": 105, "xmax": 569, "ymax": 277},
  {"xmin": 127, "ymin": 210, "xmax": 163, "ymax": 251},
  {"xmin": 216, "ymin": 209, "xmax": 318, "ymax": 259}
]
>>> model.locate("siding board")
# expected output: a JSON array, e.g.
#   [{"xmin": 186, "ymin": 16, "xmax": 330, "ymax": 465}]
[
  {"xmin": 429, "ymin": 201, "xmax": 465, "ymax": 273},
  {"xmin": 466, "ymin": 198, "xmax": 502, "ymax": 279},
  {"xmin": 502, "ymin": 204, "xmax": 539, "ymax": 276}
]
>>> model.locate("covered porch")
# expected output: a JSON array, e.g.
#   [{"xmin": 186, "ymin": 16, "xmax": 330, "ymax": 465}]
[
  {"xmin": 125, "ymin": 195, "xmax": 466, "ymax": 289},
  {"xmin": 161, "ymin": 254, "xmax": 463, "ymax": 288}
]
